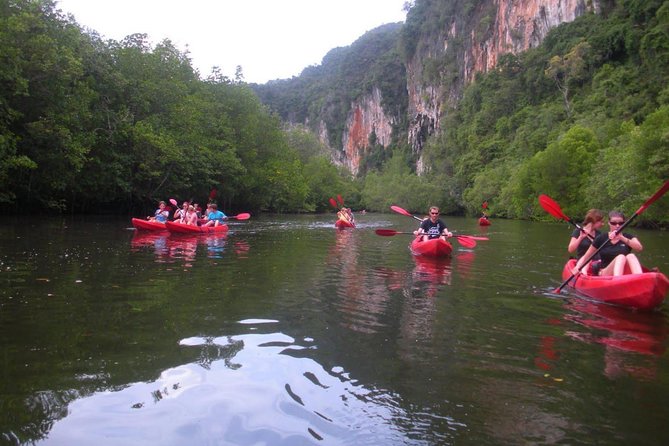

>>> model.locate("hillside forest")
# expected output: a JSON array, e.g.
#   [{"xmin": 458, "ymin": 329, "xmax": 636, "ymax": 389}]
[{"xmin": 1, "ymin": 0, "xmax": 669, "ymax": 225}]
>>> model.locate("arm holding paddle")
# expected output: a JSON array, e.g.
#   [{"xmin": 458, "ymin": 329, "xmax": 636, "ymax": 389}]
[
  {"xmin": 574, "ymin": 211, "xmax": 643, "ymax": 276},
  {"xmin": 567, "ymin": 209, "xmax": 604, "ymax": 257},
  {"xmin": 555, "ymin": 179, "xmax": 669, "ymax": 293},
  {"xmin": 375, "ymin": 229, "xmax": 487, "ymax": 248}
]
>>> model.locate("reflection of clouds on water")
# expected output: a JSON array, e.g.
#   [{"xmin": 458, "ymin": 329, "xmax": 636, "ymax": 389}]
[{"xmin": 44, "ymin": 331, "xmax": 453, "ymax": 445}]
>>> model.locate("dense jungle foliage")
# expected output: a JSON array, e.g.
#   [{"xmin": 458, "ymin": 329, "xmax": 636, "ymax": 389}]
[
  {"xmin": 0, "ymin": 0, "xmax": 351, "ymax": 214},
  {"xmin": 2, "ymin": 0, "xmax": 669, "ymax": 224},
  {"xmin": 369, "ymin": 0, "xmax": 669, "ymax": 224}
]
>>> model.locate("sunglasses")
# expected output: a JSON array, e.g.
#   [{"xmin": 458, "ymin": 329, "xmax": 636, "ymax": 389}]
[
  {"xmin": 430, "ymin": 212, "xmax": 439, "ymax": 215},
  {"xmin": 609, "ymin": 220, "xmax": 624, "ymax": 225}
]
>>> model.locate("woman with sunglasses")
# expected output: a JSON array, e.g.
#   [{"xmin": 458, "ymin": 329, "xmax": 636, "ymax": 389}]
[
  {"xmin": 573, "ymin": 211, "xmax": 643, "ymax": 276},
  {"xmin": 414, "ymin": 206, "xmax": 452, "ymax": 241}
]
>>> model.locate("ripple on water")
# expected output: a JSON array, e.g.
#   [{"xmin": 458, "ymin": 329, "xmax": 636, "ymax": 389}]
[{"xmin": 42, "ymin": 330, "xmax": 461, "ymax": 445}]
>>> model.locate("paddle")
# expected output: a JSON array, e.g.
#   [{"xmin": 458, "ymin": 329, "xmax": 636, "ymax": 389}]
[
  {"xmin": 390, "ymin": 205, "xmax": 424, "ymax": 222},
  {"xmin": 374, "ymin": 229, "xmax": 487, "ymax": 248},
  {"xmin": 555, "ymin": 179, "xmax": 669, "ymax": 293},
  {"xmin": 538, "ymin": 194, "xmax": 591, "ymax": 239},
  {"xmin": 228, "ymin": 212, "xmax": 251, "ymax": 221},
  {"xmin": 337, "ymin": 194, "xmax": 344, "ymax": 206},
  {"xmin": 329, "ymin": 198, "xmax": 338, "ymax": 209}
]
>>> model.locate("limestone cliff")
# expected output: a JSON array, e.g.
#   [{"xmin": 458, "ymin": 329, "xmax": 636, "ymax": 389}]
[
  {"xmin": 407, "ymin": 0, "xmax": 600, "ymax": 171},
  {"xmin": 336, "ymin": 88, "xmax": 395, "ymax": 175}
]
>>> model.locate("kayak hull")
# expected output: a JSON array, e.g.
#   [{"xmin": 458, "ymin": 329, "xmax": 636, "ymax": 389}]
[
  {"xmin": 410, "ymin": 237, "xmax": 453, "ymax": 258},
  {"xmin": 561, "ymin": 259, "xmax": 669, "ymax": 310},
  {"xmin": 478, "ymin": 217, "xmax": 491, "ymax": 226},
  {"xmin": 165, "ymin": 221, "xmax": 229, "ymax": 234},
  {"xmin": 335, "ymin": 220, "xmax": 355, "ymax": 229},
  {"xmin": 132, "ymin": 218, "xmax": 167, "ymax": 231}
]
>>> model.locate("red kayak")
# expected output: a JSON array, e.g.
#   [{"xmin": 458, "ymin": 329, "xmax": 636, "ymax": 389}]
[
  {"xmin": 335, "ymin": 219, "xmax": 355, "ymax": 229},
  {"xmin": 561, "ymin": 259, "xmax": 669, "ymax": 310},
  {"xmin": 165, "ymin": 221, "xmax": 229, "ymax": 234},
  {"xmin": 410, "ymin": 237, "xmax": 453, "ymax": 258},
  {"xmin": 132, "ymin": 218, "xmax": 167, "ymax": 231},
  {"xmin": 478, "ymin": 217, "xmax": 491, "ymax": 226}
]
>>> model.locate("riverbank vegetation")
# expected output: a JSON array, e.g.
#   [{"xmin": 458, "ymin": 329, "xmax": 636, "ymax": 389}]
[
  {"xmin": 2, "ymin": 0, "xmax": 668, "ymax": 224},
  {"xmin": 413, "ymin": 0, "xmax": 669, "ymax": 224},
  {"xmin": 0, "ymin": 0, "xmax": 349, "ymax": 214}
]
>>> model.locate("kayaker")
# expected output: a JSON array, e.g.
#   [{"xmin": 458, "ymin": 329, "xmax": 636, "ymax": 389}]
[
  {"xmin": 174, "ymin": 201, "xmax": 189, "ymax": 222},
  {"xmin": 346, "ymin": 208, "xmax": 355, "ymax": 225},
  {"xmin": 414, "ymin": 206, "xmax": 452, "ymax": 241},
  {"xmin": 148, "ymin": 201, "xmax": 169, "ymax": 222},
  {"xmin": 184, "ymin": 205, "xmax": 199, "ymax": 226},
  {"xmin": 203, "ymin": 203, "xmax": 227, "ymax": 227},
  {"xmin": 337, "ymin": 207, "xmax": 352, "ymax": 224},
  {"xmin": 567, "ymin": 209, "xmax": 604, "ymax": 259},
  {"xmin": 573, "ymin": 211, "xmax": 643, "ymax": 276}
]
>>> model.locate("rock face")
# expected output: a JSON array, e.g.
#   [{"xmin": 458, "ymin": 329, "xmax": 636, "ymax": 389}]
[
  {"xmin": 406, "ymin": 0, "xmax": 599, "ymax": 171},
  {"xmin": 337, "ymin": 88, "xmax": 394, "ymax": 175}
]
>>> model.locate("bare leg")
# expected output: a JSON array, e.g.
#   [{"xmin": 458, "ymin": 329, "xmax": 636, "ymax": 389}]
[
  {"xmin": 626, "ymin": 253, "xmax": 643, "ymax": 274},
  {"xmin": 612, "ymin": 254, "xmax": 627, "ymax": 276},
  {"xmin": 600, "ymin": 255, "xmax": 626, "ymax": 276}
]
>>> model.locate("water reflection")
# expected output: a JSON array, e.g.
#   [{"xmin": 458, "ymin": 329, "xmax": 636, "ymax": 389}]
[
  {"xmin": 130, "ymin": 231, "xmax": 231, "ymax": 264},
  {"xmin": 42, "ymin": 329, "xmax": 432, "ymax": 445},
  {"xmin": 538, "ymin": 299, "xmax": 669, "ymax": 380}
]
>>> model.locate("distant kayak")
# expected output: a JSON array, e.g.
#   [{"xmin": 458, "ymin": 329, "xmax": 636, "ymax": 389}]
[
  {"xmin": 410, "ymin": 237, "xmax": 453, "ymax": 258},
  {"xmin": 132, "ymin": 218, "xmax": 167, "ymax": 231},
  {"xmin": 165, "ymin": 221, "xmax": 229, "ymax": 234},
  {"xmin": 478, "ymin": 217, "xmax": 491, "ymax": 226},
  {"xmin": 335, "ymin": 219, "xmax": 355, "ymax": 229},
  {"xmin": 561, "ymin": 259, "xmax": 669, "ymax": 310}
]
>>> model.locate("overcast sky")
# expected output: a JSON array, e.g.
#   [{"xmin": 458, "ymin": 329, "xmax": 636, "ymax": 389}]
[{"xmin": 56, "ymin": 0, "xmax": 408, "ymax": 84}]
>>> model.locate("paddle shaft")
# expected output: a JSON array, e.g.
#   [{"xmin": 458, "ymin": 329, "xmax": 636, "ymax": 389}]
[{"xmin": 555, "ymin": 179, "xmax": 669, "ymax": 293}]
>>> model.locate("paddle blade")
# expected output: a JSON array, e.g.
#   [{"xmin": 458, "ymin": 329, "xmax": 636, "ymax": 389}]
[
  {"xmin": 390, "ymin": 205, "xmax": 412, "ymax": 217},
  {"xmin": 329, "ymin": 198, "xmax": 338, "ymax": 209},
  {"xmin": 454, "ymin": 236, "xmax": 476, "ymax": 248},
  {"xmin": 375, "ymin": 229, "xmax": 398, "ymax": 236},
  {"xmin": 337, "ymin": 194, "xmax": 344, "ymax": 206},
  {"xmin": 538, "ymin": 194, "xmax": 569, "ymax": 221},
  {"xmin": 233, "ymin": 213, "xmax": 251, "ymax": 220},
  {"xmin": 482, "ymin": 201, "xmax": 488, "ymax": 209},
  {"xmin": 169, "ymin": 198, "xmax": 178, "ymax": 207},
  {"xmin": 209, "ymin": 188, "xmax": 217, "ymax": 200}
]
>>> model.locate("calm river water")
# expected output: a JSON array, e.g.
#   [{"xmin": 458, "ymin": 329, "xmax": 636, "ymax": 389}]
[{"xmin": 1, "ymin": 213, "xmax": 669, "ymax": 445}]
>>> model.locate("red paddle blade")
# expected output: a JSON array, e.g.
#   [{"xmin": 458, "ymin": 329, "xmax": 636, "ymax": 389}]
[
  {"xmin": 169, "ymin": 198, "xmax": 178, "ymax": 207},
  {"xmin": 482, "ymin": 201, "xmax": 488, "ymax": 209},
  {"xmin": 209, "ymin": 188, "xmax": 217, "ymax": 200},
  {"xmin": 390, "ymin": 205, "xmax": 412, "ymax": 217},
  {"xmin": 375, "ymin": 229, "xmax": 398, "ymax": 236},
  {"xmin": 538, "ymin": 194, "xmax": 569, "ymax": 221},
  {"xmin": 234, "ymin": 213, "xmax": 251, "ymax": 220},
  {"xmin": 337, "ymin": 194, "xmax": 344, "ymax": 206},
  {"xmin": 454, "ymin": 236, "xmax": 476, "ymax": 248},
  {"xmin": 329, "ymin": 198, "xmax": 338, "ymax": 209}
]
